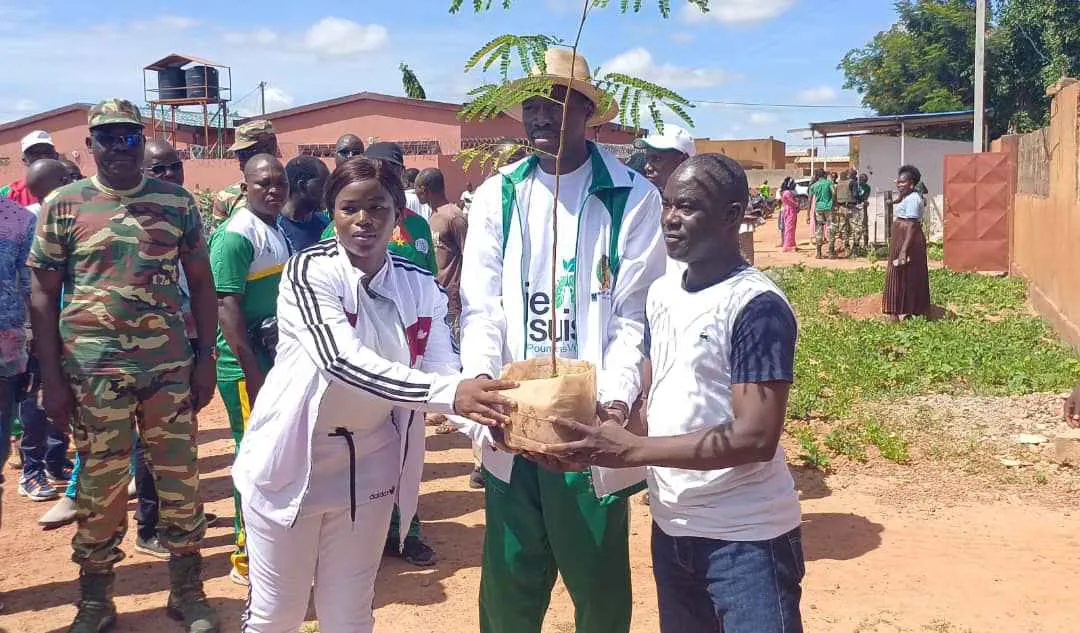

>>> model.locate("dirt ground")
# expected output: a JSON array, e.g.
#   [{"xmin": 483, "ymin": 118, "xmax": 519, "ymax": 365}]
[{"xmin": 1, "ymin": 224, "xmax": 1077, "ymax": 633}]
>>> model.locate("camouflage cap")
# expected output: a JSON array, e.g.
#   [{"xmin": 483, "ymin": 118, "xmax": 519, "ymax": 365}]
[
  {"xmin": 88, "ymin": 98, "xmax": 143, "ymax": 129},
  {"xmin": 229, "ymin": 119, "xmax": 277, "ymax": 152}
]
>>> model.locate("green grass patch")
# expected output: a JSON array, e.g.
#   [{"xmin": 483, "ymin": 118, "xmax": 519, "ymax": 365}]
[
  {"xmin": 789, "ymin": 425, "xmax": 831, "ymax": 470},
  {"xmin": 770, "ymin": 267, "xmax": 1080, "ymax": 422},
  {"xmin": 927, "ymin": 241, "xmax": 944, "ymax": 261}
]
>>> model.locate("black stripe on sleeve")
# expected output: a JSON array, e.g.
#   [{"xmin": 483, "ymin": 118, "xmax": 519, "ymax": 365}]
[{"xmin": 729, "ymin": 291, "xmax": 797, "ymax": 385}]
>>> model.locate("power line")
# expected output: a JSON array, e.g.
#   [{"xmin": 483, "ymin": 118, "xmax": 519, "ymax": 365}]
[{"xmin": 692, "ymin": 99, "xmax": 869, "ymax": 110}]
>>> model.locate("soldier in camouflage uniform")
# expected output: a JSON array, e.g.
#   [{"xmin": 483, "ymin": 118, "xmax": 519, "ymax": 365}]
[
  {"xmin": 27, "ymin": 99, "xmax": 221, "ymax": 633},
  {"xmin": 211, "ymin": 120, "xmax": 279, "ymax": 225}
]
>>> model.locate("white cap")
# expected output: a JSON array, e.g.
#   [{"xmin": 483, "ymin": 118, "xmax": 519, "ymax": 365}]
[
  {"xmin": 635, "ymin": 124, "xmax": 696, "ymax": 157},
  {"xmin": 21, "ymin": 130, "xmax": 54, "ymax": 154}
]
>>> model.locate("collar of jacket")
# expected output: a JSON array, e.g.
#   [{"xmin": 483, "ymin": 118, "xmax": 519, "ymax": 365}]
[{"xmin": 498, "ymin": 141, "xmax": 634, "ymax": 195}]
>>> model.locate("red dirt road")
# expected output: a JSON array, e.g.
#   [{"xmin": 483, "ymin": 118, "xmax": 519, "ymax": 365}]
[{"xmin": 1, "ymin": 394, "xmax": 1078, "ymax": 633}]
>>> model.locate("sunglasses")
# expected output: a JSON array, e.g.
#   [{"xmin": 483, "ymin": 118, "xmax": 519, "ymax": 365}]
[
  {"xmin": 146, "ymin": 161, "xmax": 183, "ymax": 176},
  {"xmin": 92, "ymin": 131, "xmax": 144, "ymax": 149},
  {"xmin": 336, "ymin": 148, "xmax": 364, "ymax": 158}
]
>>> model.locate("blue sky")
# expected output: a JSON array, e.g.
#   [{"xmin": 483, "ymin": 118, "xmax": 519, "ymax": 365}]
[{"xmin": 0, "ymin": 0, "xmax": 901, "ymax": 154}]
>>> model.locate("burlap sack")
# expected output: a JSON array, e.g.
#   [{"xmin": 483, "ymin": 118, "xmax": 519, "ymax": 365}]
[{"xmin": 498, "ymin": 358, "xmax": 597, "ymax": 452}]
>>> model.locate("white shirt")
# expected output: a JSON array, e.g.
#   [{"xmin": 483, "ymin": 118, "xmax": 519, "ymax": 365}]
[
  {"xmin": 646, "ymin": 266, "xmax": 801, "ymax": 541},
  {"xmin": 405, "ymin": 189, "xmax": 431, "ymax": 221},
  {"xmin": 519, "ymin": 160, "xmax": 592, "ymax": 359}
]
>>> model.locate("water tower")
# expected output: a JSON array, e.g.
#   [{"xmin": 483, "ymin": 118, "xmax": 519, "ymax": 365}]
[{"xmin": 144, "ymin": 54, "xmax": 233, "ymax": 158}]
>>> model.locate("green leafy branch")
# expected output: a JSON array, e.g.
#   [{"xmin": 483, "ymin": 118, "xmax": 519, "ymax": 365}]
[
  {"xmin": 457, "ymin": 141, "xmax": 537, "ymax": 174},
  {"xmin": 595, "ymin": 71, "xmax": 695, "ymax": 133},
  {"xmin": 464, "ymin": 34, "xmax": 563, "ymax": 81}
]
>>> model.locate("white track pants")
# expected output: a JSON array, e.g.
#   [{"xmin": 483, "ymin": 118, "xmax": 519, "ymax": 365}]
[{"xmin": 241, "ymin": 498, "xmax": 395, "ymax": 633}]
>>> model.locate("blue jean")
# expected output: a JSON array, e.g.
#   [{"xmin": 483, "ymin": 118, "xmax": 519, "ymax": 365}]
[
  {"xmin": 18, "ymin": 371, "xmax": 69, "ymax": 479},
  {"xmin": 651, "ymin": 522, "xmax": 804, "ymax": 633}
]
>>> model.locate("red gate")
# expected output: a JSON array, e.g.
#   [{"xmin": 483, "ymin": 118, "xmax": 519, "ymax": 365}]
[{"xmin": 942, "ymin": 152, "xmax": 1015, "ymax": 272}]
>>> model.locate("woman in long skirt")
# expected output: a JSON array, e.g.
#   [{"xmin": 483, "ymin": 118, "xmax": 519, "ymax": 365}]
[
  {"xmin": 780, "ymin": 177, "xmax": 799, "ymax": 252},
  {"xmin": 883, "ymin": 164, "xmax": 931, "ymax": 320}
]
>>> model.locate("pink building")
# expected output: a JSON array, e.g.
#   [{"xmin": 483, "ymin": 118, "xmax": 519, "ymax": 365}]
[{"xmin": 0, "ymin": 91, "xmax": 640, "ymax": 199}]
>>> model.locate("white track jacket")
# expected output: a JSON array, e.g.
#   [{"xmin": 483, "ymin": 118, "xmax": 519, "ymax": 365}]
[
  {"xmin": 233, "ymin": 241, "xmax": 462, "ymax": 541},
  {"xmin": 456, "ymin": 143, "xmax": 665, "ymax": 493}
]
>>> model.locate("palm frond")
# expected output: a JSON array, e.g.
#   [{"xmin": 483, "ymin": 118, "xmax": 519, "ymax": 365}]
[
  {"xmin": 399, "ymin": 63, "xmax": 427, "ymax": 100},
  {"xmin": 458, "ymin": 76, "xmax": 555, "ymax": 122}
]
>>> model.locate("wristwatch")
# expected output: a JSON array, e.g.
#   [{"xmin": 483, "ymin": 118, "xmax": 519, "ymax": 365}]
[{"xmin": 602, "ymin": 400, "xmax": 631, "ymax": 427}]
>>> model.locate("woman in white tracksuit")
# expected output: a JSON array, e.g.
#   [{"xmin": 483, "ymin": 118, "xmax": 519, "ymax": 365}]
[{"xmin": 232, "ymin": 157, "xmax": 515, "ymax": 633}]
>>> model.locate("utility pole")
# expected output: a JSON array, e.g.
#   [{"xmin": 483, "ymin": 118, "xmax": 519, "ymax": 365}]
[
  {"xmin": 974, "ymin": 0, "xmax": 986, "ymax": 152},
  {"xmin": 259, "ymin": 81, "xmax": 267, "ymax": 115}
]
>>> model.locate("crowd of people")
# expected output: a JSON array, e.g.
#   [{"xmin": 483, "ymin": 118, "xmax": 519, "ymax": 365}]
[{"xmin": 1, "ymin": 50, "xmax": 810, "ymax": 633}]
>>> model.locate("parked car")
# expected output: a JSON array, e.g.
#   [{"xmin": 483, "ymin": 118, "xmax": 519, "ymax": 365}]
[{"xmin": 776, "ymin": 177, "xmax": 813, "ymax": 210}]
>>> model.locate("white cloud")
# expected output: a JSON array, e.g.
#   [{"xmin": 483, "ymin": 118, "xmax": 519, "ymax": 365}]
[
  {"xmin": 236, "ymin": 85, "xmax": 295, "ymax": 117},
  {"xmin": 796, "ymin": 86, "xmax": 838, "ymax": 104},
  {"xmin": 0, "ymin": 97, "xmax": 39, "ymax": 123},
  {"xmin": 679, "ymin": 0, "xmax": 796, "ymax": 25},
  {"xmin": 602, "ymin": 47, "xmax": 729, "ymax": 89},
  {"xmin": 303, "ymin": 17, "xmax": 389, "ymax": 58},
  {"xmin": 671, "ymin": 32, "xmax": 695, "ymax": 44},
  {"xmin": 224, "ymin": 27, "xmax": 279, "ymax": 46},
  {"xmin": 748, "ymin": 111, "xmax": 778, "ymax": 124}
]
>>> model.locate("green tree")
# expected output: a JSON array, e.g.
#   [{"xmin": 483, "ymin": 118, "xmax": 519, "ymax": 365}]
[
  {"xmin": 840, "ymin": 0, "xmax": 1080, "ymax": 136},
  {"xmin": 840, "ymin": 0, "xmax": 982, "ymax": 137},
  {"xmin": 993, "ymin": 0, "xmax": 1080, "ymax": 131},
  {"xmin": 399, "ymin": 63, "xmax": 427, "ymax": 100}
]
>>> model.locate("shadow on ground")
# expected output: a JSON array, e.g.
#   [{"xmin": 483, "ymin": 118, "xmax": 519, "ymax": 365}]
[{"xmin": 801, "ymin": 512, "xmax": 884, "ymax": 561}]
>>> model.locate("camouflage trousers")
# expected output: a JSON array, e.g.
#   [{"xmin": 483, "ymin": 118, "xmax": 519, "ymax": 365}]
[
  {"xmin": 849, "ymin": 204, "xmax": 869, "ymax": 253},
  {"xmin": 814, "ymin": 210, "xmax": 838, "ymax": 248},
  {"xmin": 835, "ymin": 205, "xmax": 854, "ymax": 249},
  {"xmin": 69, "ymin": 363, "xmax": 205, "ymax": 572}
]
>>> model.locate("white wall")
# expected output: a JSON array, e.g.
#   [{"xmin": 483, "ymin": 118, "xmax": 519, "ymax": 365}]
[
  {"xmin": 856, "ymin": 135, "xmax": 970, "ymax": 198},
  {"xmin": 856, "ymin": 135, "xmax": 968, "ymax": 243}
]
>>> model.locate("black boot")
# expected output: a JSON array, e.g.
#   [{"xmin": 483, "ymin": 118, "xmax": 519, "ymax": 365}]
[
  {"xmin": 68, "ymin": 570, "xmax": 117, "ymax": 633},
  {"xmin": 166, "ymin": 553, "xmax": 219, "ymax": 633}
]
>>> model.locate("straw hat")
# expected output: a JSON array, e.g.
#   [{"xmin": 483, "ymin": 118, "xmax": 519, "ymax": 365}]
[{"xmin": 507, "ymin": 48, "xmax": 619, "ymax": 128}]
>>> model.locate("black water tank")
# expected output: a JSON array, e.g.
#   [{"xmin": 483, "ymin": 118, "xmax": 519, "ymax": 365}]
[
  {"xmin": 185, "ymin": 65, "xmax": 220, "ymax": 101},
  {"xmin": 157, "ymin": 67, "xmax": 186, "ymax": 100}
]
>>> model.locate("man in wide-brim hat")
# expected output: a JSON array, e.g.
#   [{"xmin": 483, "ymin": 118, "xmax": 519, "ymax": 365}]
[{"xmin": 454, "ymin": 48, "xmax": 666, "ymax": 633}]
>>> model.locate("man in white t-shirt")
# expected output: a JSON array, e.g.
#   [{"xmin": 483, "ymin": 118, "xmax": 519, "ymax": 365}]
[
  {"xmin": 457, "ymin": 48, "xmax": 665, "ymax": 633},
  {"xmin": 543, "ymin": 153, "xmax": 803, "ymax": 633}
]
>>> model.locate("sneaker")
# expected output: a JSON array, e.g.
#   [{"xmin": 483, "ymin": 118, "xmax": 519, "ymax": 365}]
[
  {"xmin": 468, "ymin": 468, "xmax": 485, "ymax": 489},
  {"xmin": 18, "ymin": 472, "xmax": 59, "ymax": 502},
  {"xmin": 127, "ymin": 478, "xmax": 137, "ymax": 499},
  {"xmin": 229, "ymin": 567, "xmax": 249, "ymax": 587},
  {"xmin": 401, "ymin": 535, "xmax": 437, "ymax": 567},
  {"xmin": 39, "ymin": 495, "xmax": 78, "ymax": 529},
  {"xmin": 45, "ymin": 468, "xmax": 70, "ymax": 487},
  {"xmin": 204, "ymin": 512, "xmax": 219, "ymax": 528},
  {"xmin": 135, "ymin": 536, "xmax": 171, "ymax": 559}
]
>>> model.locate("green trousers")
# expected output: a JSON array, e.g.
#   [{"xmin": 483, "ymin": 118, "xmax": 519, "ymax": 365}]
[
  {"xmin": 479, "ymin": 457, "xmax": 632, "ymax": 633},
  {"xmin": 218, "ymin": 378, "xmax": 251, "ymax": 577}
]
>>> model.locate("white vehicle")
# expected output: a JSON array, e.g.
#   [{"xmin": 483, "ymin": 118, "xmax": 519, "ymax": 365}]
[{"xmin": 775, "ymin": 177, "xmax": 813, "ymax": 210}]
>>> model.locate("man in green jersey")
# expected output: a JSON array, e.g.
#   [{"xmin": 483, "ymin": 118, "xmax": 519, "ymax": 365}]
[
  {"xmin": 208, "ymin": 154, "xmax": 292, "ymax": 586},
  {"xmin": 211, "ymin": 120, "xmax": 279, "ymax": 227},
  {"xmin": 808, "ymin": 170, "xmax": 837, "ymax": 258}
]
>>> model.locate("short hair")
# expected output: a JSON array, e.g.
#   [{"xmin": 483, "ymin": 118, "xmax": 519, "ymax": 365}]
[
  {"xmin": 325, "ymin": 157, "xmax": 404, "ymax": 213},
  {"xmin": 286, "ymin": 156, "xmax": 328, "ymax": 191},
  {"xmin": 781, "ymin": 176, "xmax": 796, "ymax": 191},
  {"xmin": 676, "ymin": 153, "xmax": 750, "ymax": 214},
  {"xmin": 403, "ymin": 167, "xmax": 420, "ymax": 187},
  {"xmin": 898, "ymin": 164, "xmax": 922, "ymax": 185},
  {"xmin": 416, "ymin": 168, "xmax": 446, "ymax": 195}
]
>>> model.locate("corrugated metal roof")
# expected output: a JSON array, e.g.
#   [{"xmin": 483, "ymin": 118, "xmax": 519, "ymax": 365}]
[
  {"xmin": 145, "ymin": 53, "xmax": 226, "ymax": 71},
  {"xmin": 141, "ymin": 106, "xmax": 237, "ymax": 129}
]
